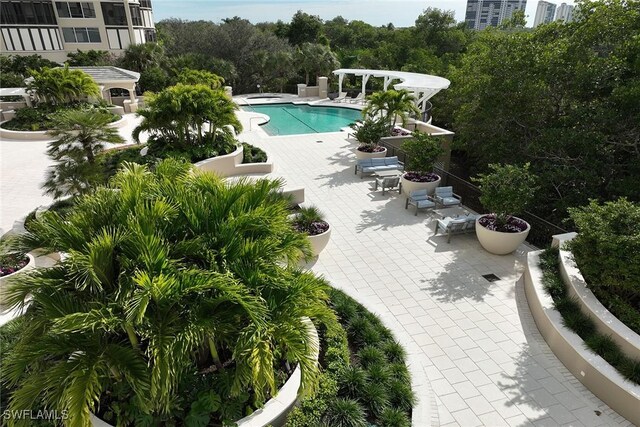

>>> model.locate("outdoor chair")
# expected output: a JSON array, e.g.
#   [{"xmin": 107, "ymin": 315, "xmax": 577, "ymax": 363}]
[
  {"xmin": 334, "ymin": 92, "xmax": 348, "ymax": 102},
  {"xmin": 349, "ymin": 93, "xmax": 365, "ymax": 104},
  {"xmin": 434, "ymin": 186, "xmax": 462, "ymax": 208},
  {"xmin": 374, "ymin": 176, "xmax": 401, "ymax": 195},
  {"xmin": 405, "ymin": 189, "xmax": 436, "ymax": 216},
  {"xmin": 433, "ymin": 215, "xmax": 475, "ymax": 243}
]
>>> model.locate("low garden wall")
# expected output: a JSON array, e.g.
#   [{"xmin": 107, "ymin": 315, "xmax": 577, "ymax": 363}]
[
  {"xmin": 0, "ymin": 116, "xmax": 128, "ymax": 141},
  {"xmin": 524, "ymin": 250, "xmax": 640, "ymax": 425},
  {"xmin": 194, "ymin": 145, "xmax": 274, "ymax": 178},
  {"xmin": 553, "ymin": 233, "xmax": 640, "ymax": 361}
]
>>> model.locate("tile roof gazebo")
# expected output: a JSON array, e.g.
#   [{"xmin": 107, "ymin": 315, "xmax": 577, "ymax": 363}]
[{"xmin": 70, "ymin": 66, "xmax": 141, "ymax": 113}]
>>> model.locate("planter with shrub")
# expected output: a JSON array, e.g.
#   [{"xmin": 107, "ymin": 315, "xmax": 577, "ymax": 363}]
[
  {"xmin": 350, "ymin": 119, "xmax": 389, "ymax": 160},
  {"xmin": 400, "ymin": 131, "xmax": 444, "ymax": 195},
  {"xmin": 292, "ymin": 206, "xmax": 331, "ymax": 257},
  {"xmin": 286, "ymin": 288, "xmax": 415, "ymax": 427},
  {"xmin": 0, "ymin": 252, "xmax": 34, "ymax": 305},
  {"xmin": 472, "ymin": 163, "xmax": 538, "ymax": 255}
]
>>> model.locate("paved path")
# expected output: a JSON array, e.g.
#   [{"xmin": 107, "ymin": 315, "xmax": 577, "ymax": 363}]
[{"xmin": 235, "ymin": 113, "xmax": 631, "ymax": 427}]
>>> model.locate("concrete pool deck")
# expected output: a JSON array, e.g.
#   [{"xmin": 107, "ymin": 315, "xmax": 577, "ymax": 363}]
[{"xmin": 233, "ymin": 114, "xmax": 631, "ymax": 427}]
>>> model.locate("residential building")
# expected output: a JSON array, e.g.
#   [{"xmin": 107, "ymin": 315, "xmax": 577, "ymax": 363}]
[
  {"xmin": 0, "ymin": 0, "xmax": 156, "ymax": 63},
  {"xmin": 533, "ymin": 0, "xmax": 556, "ymax": 26},
  {"xmin": 465, "ymin": 0, "xmax": 528, "ymax": 30},
  {"xmin": 555, "ymin": 2, "xmax": 574, "ymax": 22}
]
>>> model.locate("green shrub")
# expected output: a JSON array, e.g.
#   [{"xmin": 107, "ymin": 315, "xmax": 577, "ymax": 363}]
[
  {"xmin": 382, "ymin": 340, "xmax": 406, "ymax": 363},
  {"xmin": 387, "ymin": 363, "xmax": 411, "ymax": 384},
  {"xmin": 568, "ymin": 199, "xmax": 640, "ymax": 331},
  {"xmin": 556, "ymin": 298, "xmax": 596, "ymax": 337},
  {"xmin": 401, "ymin": 131, "xmax": 444, "ymax": 174},
  {"xmin": 321, "ymin": 398, "xmax": 367, "ymax": 427},
  {"xmin": 241, "ymin": 143, "xmax": 267, "ymax": 163},
  {"xmin": 585, "ymin": 335, "xmax": 624, "ymax": 366},
  {"xmin": 337, "ymin": 366, "xmax": 368, "ymax": 398},
  {"xmin": 620, "ymin": 359, "xmax": 640, "ymax": 384},
  {"xmin": 379, "ymin": 407, "xmax": 411, "ymax": 427},
  {"xmin": 388, "ymin": 380, "xmax": 416, "ymax": 412},
  {"xmin": 97, "ymin": 145, "xmax": 149, "ymax": 183},
  {"xmin": 361, "ymin": 382, "xmax": 390, "ymax": 417},
  {"xmin": 366, "ymin": 363, "xmax": 391, "ymax": 384},
  {"xmin": 358, "ymin": 346, "xmax": 386, "ymax": 368}
]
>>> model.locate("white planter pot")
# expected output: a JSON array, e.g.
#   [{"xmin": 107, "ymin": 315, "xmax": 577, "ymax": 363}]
[
  {"xmin": 307, "ymin": 224, "xmax": 331, "ymax": 257},
  {"xmin": 400, "ymin": 174, "xmax": 441, "ymax": 196},
  {"xmin": 355, "ymin": 146, "xmax": 387, "ymax": 160},
  {"xmin": 0, "ymin": 253, "xmax": 35, "ymax": 306},
  {"xmin": 475, "ymin": 214, "xmax": 530, "ymax": 255}
]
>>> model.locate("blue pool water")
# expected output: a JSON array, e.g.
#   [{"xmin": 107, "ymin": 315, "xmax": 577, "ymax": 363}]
[{"xmin": 243, "ymin": 103, "xmax": 362, "ymax": 136}]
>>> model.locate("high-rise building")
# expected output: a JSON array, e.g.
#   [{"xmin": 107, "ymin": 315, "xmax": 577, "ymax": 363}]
[
  {"xmin": 0, "ymin": 0, "xmax": 156, "ymax": 62},
  {"xmin": 533, "ymin": 1, "xmax": 557, "ymax": 26},
  {"xmin": 465, "ymin": 0, "xmax": 528, "ymax": 30},
  {"xmin": 555, "ymin": 2, "xmax": 574, "ymax": 22}
]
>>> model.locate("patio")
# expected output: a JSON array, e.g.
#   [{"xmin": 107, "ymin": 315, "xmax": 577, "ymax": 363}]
[
  {"xmin": 235, "ymin": 115, "xmax": 631, "ymax": 426},
  {"xmin": 0, "ymin": 109, "xmax": 631, "ymax": 426}
]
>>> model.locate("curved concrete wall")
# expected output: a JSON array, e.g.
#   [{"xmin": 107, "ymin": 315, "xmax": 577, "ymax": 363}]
[
  {"xmin": 0, "ymin": 116, "xmax": 127, "ymax": 141},
  {"xmin": 524, "ymin": 250, "xmax": 640, "ymax": 426},
  {"xmin": 554, "ymin": 233, "xmax": 640, "ymax": 361},
  {"xmin": 194, "ymin": 145, "xmax": 274, "ymax": 178}
]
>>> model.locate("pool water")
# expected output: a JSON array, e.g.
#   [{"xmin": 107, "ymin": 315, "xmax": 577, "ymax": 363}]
[{"xmin": 243, "ymin": 103, "xmax": 362, "ymax": 136}]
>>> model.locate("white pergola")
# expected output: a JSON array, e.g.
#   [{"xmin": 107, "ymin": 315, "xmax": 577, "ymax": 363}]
[
  {"xmin": 0, "ymin": 87, "xmax": 31, "ymax": 105},
  {"xmin": 332, "ymin": 68, "xmax": 451, "ymax": 113}
]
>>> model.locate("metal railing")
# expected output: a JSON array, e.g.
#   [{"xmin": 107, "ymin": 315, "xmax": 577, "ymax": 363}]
[{"xmin": 433, "ymin": 166, "xmax": 569, "ymax": 248}]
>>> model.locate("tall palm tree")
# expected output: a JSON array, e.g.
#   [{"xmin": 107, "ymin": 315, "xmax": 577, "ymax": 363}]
[
  {"xmin": 43, "ymin": 109, "xmax": 124, "ymax": 199},
  {"xmin": 362, "ymin": 89, "xmax": 420, "ymax": 128},
  {"xmin": 5, "ymin": 160, "xmax": 332, "ymax": 426}
]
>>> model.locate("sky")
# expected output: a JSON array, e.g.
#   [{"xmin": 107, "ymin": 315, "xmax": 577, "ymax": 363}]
[{"xmin": 151, "ymin": 0, "xmax": 577, "ymax": 27}]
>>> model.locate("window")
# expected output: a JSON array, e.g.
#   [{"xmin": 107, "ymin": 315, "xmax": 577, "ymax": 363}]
[
  {"xmin": 129, "ymin": 5, "xmax": 142, "ymax": 26},
  {"xmin": 62, "ymin": 26, "xmax": 101, "ymax": 43},
  {"xmin": 0, "ymin": 1, "xmax": 57, "ymax": 25},
  {"xmin": 101, "ymin": 2, "xmax": 126, "ymax": 26},
  {"xmin": 139, "ymin": 0, "xmax": 152, "ymax": 8},
  {"xmin": 55, "ymin": 2, "xmax": 96, "ymax": 19},
  {"xmin": 144, "ymin": 28, "xmax": 156, "ymax": 42}
]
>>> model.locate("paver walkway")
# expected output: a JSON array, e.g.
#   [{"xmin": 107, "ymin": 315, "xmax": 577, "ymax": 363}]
[
  {"xmin": 0, "ymin": 109, "xmax": 631, "ymax": 426},
  {"xmin": 235, "ymin": 111, "xmax": 631, "ymax": 427}
]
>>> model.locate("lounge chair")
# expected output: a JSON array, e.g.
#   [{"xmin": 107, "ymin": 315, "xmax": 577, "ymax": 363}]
[
  {"xmin": 405, "ymin": 189, "xmax": 436, "ymax": 215},
  {"xmin": 434, "ymin": 186, "xmax": 462, "ymax": 208},
  {"xmin": 334, "ymin": 92, "xmax": 348, "ymax": 102},
  {"xmin": 349, "ymin": 93, "xmax": 365, "ymax": 104},
  {"xmin": 374, "ymin": 176, "xmax": 401, "ymax": 195},
  {"xmin": 433, "ymin": 215, "xmax": 475, "ymax": 243}
]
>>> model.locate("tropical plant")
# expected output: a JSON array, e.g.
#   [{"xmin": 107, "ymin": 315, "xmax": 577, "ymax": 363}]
[
  {"xmin": 401, "ymin": 131, "xmax": 444, "ymax": 180},
  {"xmin": 350, "ymin": 118, "xmax": 388, "ymax": 152},
  {"xmin": 4, "ymin": 160, "xmax": 333, "ymax": 426},
  {"xmin": 133, "ymin": 83, "xmax": 242, "ymax": 148},
  {"xmin": 292, "ymin": 206, "xmax": 329, "ymax": 236},
  {"xmin": 295, "ymin": 42, "xmax": 340, "ymax": 85},
  {"xmin": 362, "ymin": 90, "xmax": 419, "ymax": 128},
  {"xmin": 66, "ymin": 50, "xmax": 114, "ymax": 66},
  {"xmin": 43, "ymin": 109, "xmax": 124, "ymax": 199},
  {"xmin": 27, "ymin": 65, "xmax": 100, "ymax": 105},
  {"xmin": 118, "ymin": 42, "xmax": 165, "ymax": 72},
  {"xmin": 472, "ymin": 163, "xmax": 538, "ymax": 228},
  {"xmin": 176, "ymin": 69, "xmax": 224, "ymax": 89}
]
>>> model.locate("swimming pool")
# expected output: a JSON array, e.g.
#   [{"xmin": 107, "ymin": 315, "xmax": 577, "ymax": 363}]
[{"xmin": 243, "ymin": 103, "xmax": 362, "ymax": 136}]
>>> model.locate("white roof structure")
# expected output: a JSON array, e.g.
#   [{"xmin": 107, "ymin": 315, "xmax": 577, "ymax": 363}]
[
  {"xmin": 0, "ymin": 87, "xmax": 28, "ymax": 97},
  {"xmin": 332, "ymin": 68, "xmax": 451, "ymax": 112}
]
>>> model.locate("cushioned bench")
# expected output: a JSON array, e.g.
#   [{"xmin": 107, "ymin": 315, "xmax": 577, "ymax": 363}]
[{"xmin": 354, "ymin": 156, "xmax": 403, "ymax": 178}]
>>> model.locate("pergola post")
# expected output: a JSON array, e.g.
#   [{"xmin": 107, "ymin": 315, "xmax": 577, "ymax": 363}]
[
  {"xmin": 361, "ymin": 74, "xmax": 370, "ymax": 97},
  {"xmin": 338, "ymin": 74, "xmax": 344, "ymax": 94},
  {"xmin": 383, "ymin": 76, "xmax": 391, "ymax": 91}
]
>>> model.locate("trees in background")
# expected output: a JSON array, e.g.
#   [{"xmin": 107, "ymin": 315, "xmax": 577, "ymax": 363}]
[
  {"xmin": 0, "ymin": 55, "xmax": 59, "ymax": 89},
  {"xmin": 441, "ymin": 0, "xmax": 640, "ymax": 222},
  {"xmin": 66, "ymin": 49, "xmax": 115, "ymax": 66}
]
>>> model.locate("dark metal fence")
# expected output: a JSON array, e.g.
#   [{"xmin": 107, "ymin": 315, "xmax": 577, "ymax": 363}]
[{"xmin": 433, "ymin": 166, "xmax": 569, "ymax": 248}]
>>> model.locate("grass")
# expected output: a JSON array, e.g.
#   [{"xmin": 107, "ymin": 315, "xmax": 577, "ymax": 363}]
[{"xmin": 539, "ymin": 247, "xmax": 640, "ymax": 385}]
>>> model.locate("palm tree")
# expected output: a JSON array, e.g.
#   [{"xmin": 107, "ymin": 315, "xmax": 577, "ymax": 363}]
[
  {"xmin": 27, "ymin": 65, "xmax": 100, "ymax": 106},
  {"xmin": 133, "ymin": 83, "xmax": 242, "ymax": 147},
  {"xmin": 362, "ymin": 89, "xmax": 420, "ymax": 129},
  {"xmin": 43, "ymin": 109, "xmax": 124, "ymax": 199},
  {"xmin": 119, "ymin": 43, "xmax": 165, "ymax": 73},
  {"xmin": 5, "ymin": 160, "xmax": 332, "ymax": 426}
]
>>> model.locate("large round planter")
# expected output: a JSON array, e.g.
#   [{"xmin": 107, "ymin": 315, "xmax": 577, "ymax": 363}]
[
  {"xmin": 400, "ymin": 173, "xmax": 441, "ymax": 196},
  {"xmin": 355, "ymin": 146, "xmax": 387, "ymax": 160},
  {"xmin": 307, "ymin": 224, "xmax": 331, "ymax": 257},
  {"xmin": 0, "ymin": 253, "xmax": 35, "ymax": 306},
  {"xmin": 475, "ymin": 214, "xmax": 530, "ymax": 255}
]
